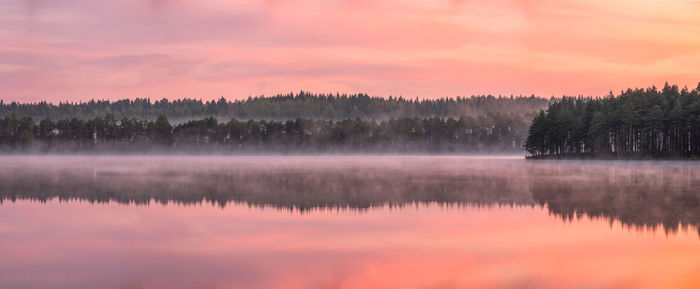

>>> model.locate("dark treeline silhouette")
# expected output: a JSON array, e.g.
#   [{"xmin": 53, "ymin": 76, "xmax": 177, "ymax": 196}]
[
  {"xmin": 0, "ymin": 113, "xmax": 528, "ymax": 153},
  {"xmin": 0, "ymin": 157, "xmax": 697, "ymax": 236},
  {"xmin": 0, "ymin": 92, "xmax": 550, "ymax": 120},
  {"xmin": 525, "ymin": 83, "xmax": 700, "ymax": 158}
]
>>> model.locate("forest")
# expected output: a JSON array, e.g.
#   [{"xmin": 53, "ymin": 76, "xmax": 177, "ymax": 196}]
[
  {"xmin": 0, "ymin": 93, "xmax": 546, "ymax": 153},
  {"xmin": 0, "ymin": 92, "xmax": 550, "ymax": 120},
  {"xmin": 524, "ymin": 83, "xmax": 700, "ymax": 158},
  {"xmin": 5, "ymin": 83, "xmax": 699, "ymax": 155},
  {"xmin": 0, "ymin": 113, "xmax": 528, "ymax": 153}
]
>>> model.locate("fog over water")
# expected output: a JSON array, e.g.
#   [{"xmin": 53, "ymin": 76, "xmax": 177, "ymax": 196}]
[
  {"xmin": 1, "ymin": 156, "xmax": 698, "ymax": 234},
  {"xmin": 1, "ymin": 156, "xmax": 699, "ymax": 289}
]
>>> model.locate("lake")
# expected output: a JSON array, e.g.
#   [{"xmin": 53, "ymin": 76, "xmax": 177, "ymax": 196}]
[{"xmin": 0, "ymin": 156, "xmax": 699, "ymax": 289}]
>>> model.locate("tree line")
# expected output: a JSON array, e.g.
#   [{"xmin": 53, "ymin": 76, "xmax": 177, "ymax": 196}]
[
  {"xmin": 0, "ymin": 113, "xmax": 528, "ymax": 153},
  {"xmin": 525, "ymin": 83, "xmax": 700, "ymax": 158},
  {"xmin": 0, "ymin": 92, "xmax": 550, "ymax": 120}
]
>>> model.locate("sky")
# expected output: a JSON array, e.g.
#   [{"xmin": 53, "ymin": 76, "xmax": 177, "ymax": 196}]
[{"xmin": 1, "ymin": 0, "xmax": 699, "ymax": 102}]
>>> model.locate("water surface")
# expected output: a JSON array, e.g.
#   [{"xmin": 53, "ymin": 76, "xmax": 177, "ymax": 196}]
[{"xmin": 0, "ymin": 156, "xmax": 699, "ymax": 289}]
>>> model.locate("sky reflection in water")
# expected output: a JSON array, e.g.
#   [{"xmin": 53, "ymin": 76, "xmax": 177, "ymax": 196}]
[{"xmin": 0, "ymin": 156, "xmax": 699, "ymax": 289}]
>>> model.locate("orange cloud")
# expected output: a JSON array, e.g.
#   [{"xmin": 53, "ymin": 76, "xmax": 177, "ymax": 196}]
[{"xmin": 0, "ymin": 0, "xmax": 698, "ymax": 102}]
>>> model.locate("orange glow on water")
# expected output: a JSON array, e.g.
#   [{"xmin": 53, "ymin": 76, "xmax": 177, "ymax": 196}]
[{"xmin": 1, "ymin": 200, "xmax": 699, "ymax": 289}]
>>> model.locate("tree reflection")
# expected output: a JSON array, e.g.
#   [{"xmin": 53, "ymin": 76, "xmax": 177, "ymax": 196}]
[
  {"xmin": 0, "ymin": 158, "xmax": 697, "ymax": 236},
  {"xmin": 529, "ymin": 162, "xmax": 700, "ymax": 236}
]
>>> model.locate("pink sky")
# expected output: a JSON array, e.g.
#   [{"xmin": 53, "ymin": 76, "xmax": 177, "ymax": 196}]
[{"xmin": 1, "ymin": 0, "xmax": 699, "ymax": 102}]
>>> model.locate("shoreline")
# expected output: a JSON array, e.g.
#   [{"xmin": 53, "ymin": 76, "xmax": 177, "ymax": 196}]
[{"xmin": 526, "ymin": 152, "xmax": 700, "ymax": 160}]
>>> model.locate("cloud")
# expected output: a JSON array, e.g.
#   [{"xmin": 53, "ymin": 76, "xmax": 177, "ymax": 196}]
[
  {"xmin": 147, "ymin": 0, "xmax": 175, "ymax": 12},
  {"xmin": 0, "ymin": 0, "xmax": 699, "ymax": 101},
  {"xmin": 22, "ymin": 0, "xmax": 48, "ymax": 15}
]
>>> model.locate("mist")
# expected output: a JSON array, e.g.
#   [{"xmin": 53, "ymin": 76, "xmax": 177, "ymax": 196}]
[{"xmin": 1, "ymin": 155, "xmax": 698, "ymax": 236}]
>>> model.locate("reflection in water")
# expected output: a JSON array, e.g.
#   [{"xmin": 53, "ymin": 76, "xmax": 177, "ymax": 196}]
[
  {"xmin": 0, "ymin": 156, "xmax": 698, "ymax": 235},
  {"xmin": 1, "ymin": 156, "xmax": 700, "ymax": 289},
  {"xmin": 531, "ymin": 162, "xmax": 700, "ymax": 236}
]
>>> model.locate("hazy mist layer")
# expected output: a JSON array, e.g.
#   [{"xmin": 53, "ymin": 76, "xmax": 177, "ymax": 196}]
[{"xmin": 1, "ymin": 156, "xmax": 698, "ymax": 236}]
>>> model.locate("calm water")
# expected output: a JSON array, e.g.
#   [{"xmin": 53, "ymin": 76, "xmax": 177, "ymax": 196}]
[{"xmin": 0, "ymin": 156, "xmax": 699, "ymax": 289}]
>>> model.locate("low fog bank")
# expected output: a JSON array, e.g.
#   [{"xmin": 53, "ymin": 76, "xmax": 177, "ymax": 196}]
[
  {"xmin": 0, "ymin": 156, "xmax": 698, "ymax": 236},
  {"xmin": 0, "ymin": 151, "xmax": 528, "ymax": 157},
  {"xmin": 0, "ymin": 115, "xmax": 530, "ymax": 154}
]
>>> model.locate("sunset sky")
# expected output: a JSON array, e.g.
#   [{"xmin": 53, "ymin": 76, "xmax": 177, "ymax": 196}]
[{"xmin": 1, "ymin": 0, "xmax": 699, "ymax": 102}]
